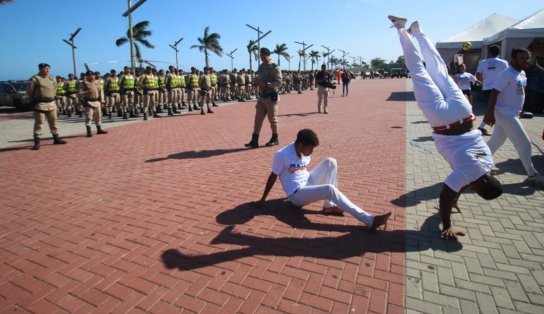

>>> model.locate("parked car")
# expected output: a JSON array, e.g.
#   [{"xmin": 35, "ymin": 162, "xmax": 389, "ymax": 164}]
[
  {"xmin": 0, "ymin": 81, "xmax": 32, "ymax": 111},
  {"xmin": 390, "ymin": 68, "xmax": 408, "ymax": 78}
]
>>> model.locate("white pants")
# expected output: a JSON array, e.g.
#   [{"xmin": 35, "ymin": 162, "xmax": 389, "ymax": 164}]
[
  {"xmin": 398, "ymin": 27, "xmax": 471, "ymax": 126},
  {"xmin": 487, "ymin": 111, "xmax": 539, "ymax": 177},
  {"xmin": 288, "ymin": 158, "xmax": 374, "ymax": 226}
]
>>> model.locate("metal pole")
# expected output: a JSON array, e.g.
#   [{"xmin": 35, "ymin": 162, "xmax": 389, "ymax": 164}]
[
  {"xmin": 71, "ymin": 39, "xmax": 77, "ymax": 76},
  {"xmin": 127, "ymin": 0, "xmax": 136, "ymax": 73}
]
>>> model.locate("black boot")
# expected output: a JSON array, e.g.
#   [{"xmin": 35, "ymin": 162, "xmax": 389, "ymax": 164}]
[
  {"xmin": 244, "ymin": 134, "xmax": 259, "ymax": 149},
  {"xmin": 97, "ymin": 125, "xmax": 108, "ymax": 134},
  {"xmin": 168, "ymin": 108, "xmax": 174, "ymax": 116},
  {"xmin": 32, "ymin": 137, "xmax": 40, "ymax": 150},
  {"xmin": 200, "ymin": 108, "xmax": 205, "ymax": 115},
  {"xmin": 188, "ymin": 105, "xmax": 193, "ymax": 112},
  {"xmin": 212, "ymin": 101, "xmax": 218, "ymax": 107},
  {"xmin": 265, "ymin": 134, "xmax": 279, "ymax": 147},
  {"xmin": 157, "ymin": 107, "xmax": 164, "ymax": 113},
  {"xmin": 86, "ymin": 126, "xmax": 92, "ymax": 137},
  {"xmin": 182, "ymin": 101, "xmax": 187, "ymax": 107},
  {"xmin": 153, "ymin": 111, "xmax": 161, "ymax": 118},
  {"xmin": 117, "ymin": 109, "xmax": 123, "ymax": 117},
  {"xmin": 173, "ymin": 107, "xmax": 179, "ymax": 114},
  {"xmin": 129, "ymin": 109, "xmax": 136, "ymax": 118},
  {"xmin": 123, "ymin": 111, "xmax": 129, "ymax": 119},
  {"xmin": 207, "ymin": 108, "xmax": 214, "ymax": 114},
  {"xmin": 143, "ymin": 112, "xmax": 148, "ymax": 120},
  {"xmin": 53, "ymin": 134, "xmax": 67, "ymax": 144}
]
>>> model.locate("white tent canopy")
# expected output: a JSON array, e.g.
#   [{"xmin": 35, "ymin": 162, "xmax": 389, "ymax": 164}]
[
  {"xmin": 436, "ymin": 13, "xmax": 518, "ymax": 50},
  {"xmin": 483, "ymin": 9, "xmax": 544, "ymax": 59}
]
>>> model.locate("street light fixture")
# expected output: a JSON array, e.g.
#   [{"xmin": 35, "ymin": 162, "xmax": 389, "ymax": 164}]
[
  {"xmin": 294, "ymin": 41, "xmax": 313, "ymax": 71},
  {"xmin": 246, "ymin": 24, "xmax": 271, "ymax": 54},
  {"xmin": 62, "ymin": 27, "xmax": 81, "ymax": 76},
  {"xmin": 226, "ymin": 48, "xmax": 238, "ymax": 71},
  {"xmin": 321, "ymin": 45, "xmax": 335, "ymax": 69},
  {"xmin": 169, "ymin": 37, "xmax": 183, "ymax": 69},
  {"xmin": 122, "ymin": 0, "xmax": 148, "ymax": 74},
  {"xmin": 339, "ymin": 49, "xmax": 349, "ymax": 69}
]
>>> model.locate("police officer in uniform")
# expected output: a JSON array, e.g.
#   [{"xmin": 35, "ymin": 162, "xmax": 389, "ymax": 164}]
[
  {"xmin": 209, "ymin": 67, "xmax": 219, "ymax": 106},
  {"xmin": 81, "ymin": 71, "xmax": 108, "ymax": 137},
  {"xmin": 140, "ymin": 66, "xmax": 160, "ymax": 120},
  {"xmin": 27, "ymin": 63, "xmax": 67, "ymax": 150},
  {"xmin": 55, "ymin": 76, "xmax": 67, "ymax": 115},
  {"xmin": 105, "ymin": 69, "xmax": 121, "ymax": 118},
  {"xmin": 198, "ymin": 66, "xmax": 214, "ymax": 115},
  {"xmin": 245, "ymin": 48, "xmax": 283, "ymax": 148},
  {"xmin": 119, "ymin": 66, "xmax": 136, "ymax": 118},
  {"xmin": 65, "ymin": 73, "xmax": 79, "ymax": 117},
  {"xmin": 188, "ymin": 67, "xmax": 200, "ymax": 111}
]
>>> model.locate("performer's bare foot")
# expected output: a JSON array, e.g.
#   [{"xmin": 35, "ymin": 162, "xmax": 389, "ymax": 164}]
[
  {"xmin": 370, "ymin": 212, "xmax": 391, "ymax": 231},
  {"xmin": 321, "ymin": 207, "xmax": 344, "ymax": 216}
]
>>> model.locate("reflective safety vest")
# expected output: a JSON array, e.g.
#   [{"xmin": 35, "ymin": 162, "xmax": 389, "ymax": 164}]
[
  {"xmin": 178, "ymin": 74, "xmax": 186, "ymax": 88},
  {"xmin": 107, "ymin": 77, "xmax": 120, "ymax": 92},
  {"xmin": 56, "ymin": 83, "xmax": 66, "ymax": 96},
  {"xmin": 168, "ymin": 74, "xmax": 177, "ymax": 88},
  {"xmin": 158, "ymin": 76, "xmax": 165, "ymax": 89},
  {"xmin": 66, "ymin": 80, "xmax": 77, "ymax": 93},
  {"xmin": 144, "ymin": 75, "xmax": 158, "ymax": 90},
  {"xmin": 122, "ymin": 74, "xmax": 135, "ymax": 89},
  {"xmin": 97, "ymin": 78, "xmax": 105, "ymax": 92},
  {"xmin": 190, "ymin": 74, "xmax": 199, "ymax": 88},
  {"xmin": 210, "ymin": 73, "xmax": 217, "ymax": 86}
]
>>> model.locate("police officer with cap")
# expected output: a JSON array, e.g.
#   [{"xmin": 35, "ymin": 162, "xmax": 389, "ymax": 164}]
[
  {"xmin": 245, "ymin": 47, "xmax": 283, "ymax": 148},
  {"xmin": 27, "ymin": 63, "xmax": 67, "ymax": 150}
]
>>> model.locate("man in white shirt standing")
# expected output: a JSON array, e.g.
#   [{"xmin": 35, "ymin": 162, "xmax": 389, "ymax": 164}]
[
  {"xmin": 476, "ymin": 45, "xmax": 509, "ymax": 135},
  {"xmin": 484, "ymin": 48, "xmax": 544, "ymax": 187},
  {"xmin": 389, "ymin": 15, "xmax": 503, "ymax": 240},
  {"xmin": 255, "ymin": 129, "xmax": 391, "ymax": 231}
]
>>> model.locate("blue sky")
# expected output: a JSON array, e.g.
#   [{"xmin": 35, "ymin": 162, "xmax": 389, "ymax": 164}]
[{"xmin": 0, "ymin": 0, "xmax": 542, "ymax": 80}]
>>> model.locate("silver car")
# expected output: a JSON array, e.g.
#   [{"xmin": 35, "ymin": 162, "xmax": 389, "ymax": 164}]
[{"xmin": 0, "ymin": 81, "xmax": 32, "ymax": 111}]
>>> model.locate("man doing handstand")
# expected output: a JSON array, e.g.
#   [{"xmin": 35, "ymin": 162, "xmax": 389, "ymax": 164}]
[{"xmin": 389, "ymin": 15, "xmax": 503, "ymax": 240}]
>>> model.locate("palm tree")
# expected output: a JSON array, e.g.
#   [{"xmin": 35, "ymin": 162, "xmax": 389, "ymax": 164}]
[
  {"xmin": 116, "ymin": 21, "xmax": 154, "ymax": 64},
  {"xmin": 329, "ymin": 56, "xmax": 339, "ymax": 70},
  {"xmin": 309, "ymin": 50, "xmax": 320, "ymax": 71},
  {"xmin": 272, "ymin": 43, "xmax": 290, "ymax": 67},
  {"xmin": 190, "ymin": 26, "xmax": 223, "ymax": 67},
  {"xmin": 0, "ymin": 0, "xmax": 15, "ymax": 4},
  {"xmin": 247, "ymin": 40, "xmax": 258, "ymax": 71},
  {"xmin": 322, "ymin": 51, "xmax": 331, "ymax": 68},
  {"xmin": 297, "ymin": 50, "xmax": 307, "ymax": 71}
]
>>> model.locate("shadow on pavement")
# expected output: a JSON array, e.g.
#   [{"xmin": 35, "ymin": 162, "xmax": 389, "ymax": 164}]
[
  {"xmin": 146, "ymin": 147, "xmax": 248, "ymax": 162},
  {"xmin": 387, "ymin": 91, "xmax": 416, "ymax": 102},
  {"xmin": 411, "ymin": 136, "xmax": 433, "ymax": 142},
  {"xmin": 161, "ymin": 199, "xmax": 461, "ymax": 271},
  {"xmin": 494, "ymin": 155, "xmax": 544, "ymax": 176},
  {"xmin": 277, "ymin": 112, "xmax": 320, "ymax": 118}
]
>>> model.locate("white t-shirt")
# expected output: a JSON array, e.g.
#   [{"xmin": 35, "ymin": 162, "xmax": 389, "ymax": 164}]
[
  {"xmin": 493, "ymin": 66, "xmax": 527, "ymax": 116},
  {"xmin": 432, "ymin": 130, "xmax": 494, "ymax": 192},
  {"xmin": 454, "ymin": 72, "xmax": 477, "ymax": 91},
  {"xmin": 271, "ymin": 143, "xmax": 310, "ymax": 196},
  {"xmin": 476, "ymin": 57, "xmax": 509, "ymax": 91}
]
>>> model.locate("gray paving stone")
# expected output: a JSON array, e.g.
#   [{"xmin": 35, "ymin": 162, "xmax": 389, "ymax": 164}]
[
  {"xmin": 513, "ymin": 301, "xmax": 544, "ymax": 314},
  {"xmin": 406, "ymin": 297, "xmax": 444, "ymax": 314},
  {"xmin": 459, "ymin": 299, "xmax": 480, "ymax": 314},
  {"xmin": 455, "ymin": 279, "xmax": 491, "ymax": 294},
  {"xmin": 504, "ymin": 280, "xmax": 530, "ymax": 303},
  {"xmin": 439, "ymin": 284, "xmax": 476, "ymax": 301},
  {"xmin": 517, "ymin": 274, "xmax": 543, "ymax": 294},
  {"xmin": 491, "ymin": 286, "xmax": 515, "ymax": 310},
  {"xmin": 475, "ymin": 292, "xmax": 499, "ymax": 314},
  {"xmin": 422, "ymin": 270, "xmax": 439, "ymax": 293}
]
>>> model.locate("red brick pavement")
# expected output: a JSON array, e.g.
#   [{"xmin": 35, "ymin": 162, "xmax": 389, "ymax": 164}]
[{"xmin": 0, "ymin": 78, "xmax": 408, "ymax": 313}]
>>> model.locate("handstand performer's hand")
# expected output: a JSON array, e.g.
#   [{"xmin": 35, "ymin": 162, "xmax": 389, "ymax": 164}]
[{"xmin": 441, "ymin": 227, "xmax": 465, "ymax": 240}]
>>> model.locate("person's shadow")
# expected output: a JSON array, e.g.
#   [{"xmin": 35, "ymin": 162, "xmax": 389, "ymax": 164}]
[
  {"xmin": 161, "ymin": 199, "xmax": 461, "ymax": 271},
  {"xmin": 145, "ymin": 147, "xmax": 248, "ymax": 162}
]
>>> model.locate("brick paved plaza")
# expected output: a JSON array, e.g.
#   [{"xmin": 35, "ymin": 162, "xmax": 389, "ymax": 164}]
[{"xmin": 0, "ymin": 79, "xmax": 542, "ymax": 313}]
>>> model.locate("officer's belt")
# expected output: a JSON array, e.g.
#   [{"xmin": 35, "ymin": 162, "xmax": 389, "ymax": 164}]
[{"xmin": 38, "ymin": 97, "xmax": 55, "ymax": 102}]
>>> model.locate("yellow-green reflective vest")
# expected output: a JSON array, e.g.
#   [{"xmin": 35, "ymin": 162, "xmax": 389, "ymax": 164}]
[
  {"xmin": 210, "ymin": 73, "xmax": 217, "ymax": 86},
  {"xmin": 144, "ymin": 75, "xmax": 158, "ymax": 90},
  {"xmin": 98, "ymin": 78, "xmax": 105, "ymax": 92},
  {"xmin": 190, "ymin": 74, "xmax": 199, "ymax": 88},
  {"xmin": 66, "ymin": 80, "xmax": 77, "ymax": 93},
  {"xmin": 179, "ymin": 74, "xmax": 186, "ymax": 88},
  {"xmin": 107, "ymin": 77, "xmax": 120, "ymax": 92},
  {"xmin": 122, "ymin": 75, "xmax": 135, "ymax": 89},
  {"xmin": 158, "ymin": 76, "xmax": 165, "ymax": 89},
  {"xmin": 56, "ymin": 83, "xmax": 66, "ymax": 96},
  {"xmin": 168, "ymin": 74, "xmax": 177, "ymax": 88}
]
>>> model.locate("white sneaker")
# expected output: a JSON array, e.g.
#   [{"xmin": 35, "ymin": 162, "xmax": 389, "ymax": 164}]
[
  {"xmin": 526, "ymin": 174, "xmax": 544, "ymax": 188},
  {"xmin": 388, "ymin": 15, "xmax": 407, "ymax": 29},
  {"xmin": 407, "ymin": 21, "xmax": 420, "ymax": 35}
]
